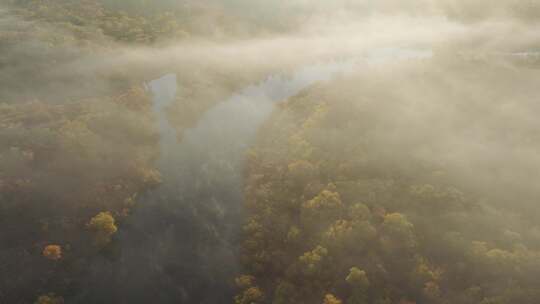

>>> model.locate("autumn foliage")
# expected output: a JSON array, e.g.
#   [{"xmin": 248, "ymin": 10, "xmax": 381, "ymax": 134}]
[
  {"xmin": 238, "ymin": 61, "xmax": 540, "ymax": 304},
  {"xmin": 88, "ymin": 212, "xmax": 118, "ymax": 247},
  {"xmin": 42, "ymin": 245, "xmax": 62, "ymax": 261},
  {"xmin": 34, "ymin": 294, "xmax": 64, "ymax": 304}
]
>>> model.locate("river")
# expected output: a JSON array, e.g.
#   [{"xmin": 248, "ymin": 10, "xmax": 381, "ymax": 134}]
[{"xmin": 78, "ymin": 50, "xmax": 432, "ymax": 304}]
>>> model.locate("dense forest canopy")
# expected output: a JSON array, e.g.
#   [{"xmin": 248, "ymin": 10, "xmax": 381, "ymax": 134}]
[
  {"xmin": 1, "ymin": 0, "xmax": 540, "ymax": 303},
  {"xmin": 240, "ymin": 59, "xmax": 540, "ymax": 304}
]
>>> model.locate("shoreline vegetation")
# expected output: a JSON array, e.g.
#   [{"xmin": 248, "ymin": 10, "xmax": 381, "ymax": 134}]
[{"xmin": 1, "ymin": 1, "xmax": 540, "ymax": 303}]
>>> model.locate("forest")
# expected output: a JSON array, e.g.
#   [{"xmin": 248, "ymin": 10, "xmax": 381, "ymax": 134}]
[{"xmin": 1, "ymin": 0, "xmax": 540, "ymax": 304}]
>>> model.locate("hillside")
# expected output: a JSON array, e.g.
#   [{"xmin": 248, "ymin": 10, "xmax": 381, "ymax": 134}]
[{"xmin": 239, "ymin": 57, "xmax": 540, "ymax": 304}]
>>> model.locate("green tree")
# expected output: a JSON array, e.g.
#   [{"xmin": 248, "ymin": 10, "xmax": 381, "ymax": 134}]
[
  {"xmin": 346, "ymin": 267, "xmax": 370, "ymax": 304},
  {"xmin": 380, "ymin": 213, "xmax": 416, "ymax": 253},
  {"xmin": 299, "ymin": 246, "xmax": 328, "ymax": 276},
  {"xmin": 301, "ymin": 189, "xmax": 343, "ymax": 230}
]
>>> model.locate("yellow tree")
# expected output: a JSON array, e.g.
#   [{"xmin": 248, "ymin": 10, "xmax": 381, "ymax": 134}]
[
  {"xmin": 35, "ymin": 294, "xmax": 64, "ymax": 304},
  {"xmin": 323, "ymin": 294, "xmax": 342, "ymax": 304},
  {"xmin": 301, "ymin": 189, "xmax": 343, "ymax": 230},
  {"xmin": 88, "ymin": 211, "xmax": 118, "ymax": 247},
  {"xmin": 42, "ymin": 245, "xmax": 62, "ymax": 261}
]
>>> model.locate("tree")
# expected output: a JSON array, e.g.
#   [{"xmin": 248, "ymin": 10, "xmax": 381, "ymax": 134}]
[
  {"xmin": 35, "ymin": 294, "xmax": 64, "ymax": 304},
  {"xmin": 235, "ymin": 275, "xmax": 256, "ymax": 289},
  {"xmin": 323, "ymin": 219, "xmax": 376, "ymax": 254},
  {"xmin": 287, "ymin": 160, "xmax": 318, "ymax": 188},
  {"xmin": 87, "ymin": 211, "xmax": 118, "ymax": 247},
  {"xmin": 380, "ymin": 213, "xmax": 416, "ymax": 253},
  {"xmin": 301, "ymin": 189, "xmax": 343, "ymax": 230},
  {"xmin": 323, "ymin": 294, "xmax": 342, "ymax": 304},
  {"xmin": 346, "ymin": 267, "xmax": 370, "ymax": 290},
  {"xmin": 346, "ymin": 267, "xmax": 370, "ymax": 304},
  {"xmin": 299, "ymin": 246, "xmax": 328, "ymax": 276},
  {"xmin": 349, "ymin": 203, "xmax": 372, "ymax": 222},
  {"xmin": 423, "ymin": 281, "xmax": 441, "ymax": 300},
  {"xmin": 234, "ymin": 287, "xmax": 264, "ymax": 304},
  {"xmin": 274, "ymin": 281, "xmax": 300, "ymax": 304},
  {"xmin": 42, "ymin": 245, "xmax": 62, "ymax": 261},
  {"xmin": 235, "ymin": 275, "xmax": 264, "ymax": 304}
]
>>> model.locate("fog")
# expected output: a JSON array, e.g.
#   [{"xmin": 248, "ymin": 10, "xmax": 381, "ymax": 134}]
[{"xmin": 1, "ymin": 1, "xmax": 540, "ymax": 304}]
